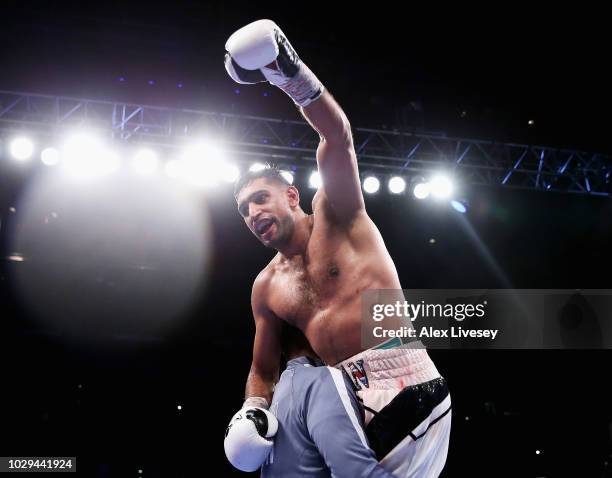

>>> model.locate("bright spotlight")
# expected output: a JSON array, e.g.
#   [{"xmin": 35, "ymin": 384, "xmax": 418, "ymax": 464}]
[
  {"xmin": 182, "ymin": 163, "xmax": 212, "ymax": 186},
  {"xmin": 40, "ymin": 147, "xmax": 61, "ymax": 166},
  {"xmin": 61, "ymin": 133, "xmax": 119, "ymax": 178},
  {"xmin": 100, "ymin": 150, "xmax": 121, "ymax": 175},
  {"xmin": 180, "ymin": 142, "xmax": 226, "ymax": 187},
  {"xmin": 132, "ymin": 149, "xmax": 159, "ymax": 175},
  {"xmin": 63, "ymin": 133, "xmax": 99, "ymax": 163},
  {"xmin": 221, "ymin": 164, "xmax": 240, "ymax": 183},
  {"xmin": 176, "ymin": 141, "xmax": 236, "ymax": 185},
  {"xmin": 309, "ymin": 171, "xmax": 321, "ymax": 189},
  {"xmin": 413, "ymin": 182, "xmax": 430, "ymax": 199},
  {"xmin": 10, "ymin": 137, "xmax": 34, "ymax": 161},
  {"xmin": 450, "ymin": 200, "xmax": 467, "ymax": 213},
  {"xmin": 363, "ymin": 176, "xmax": 380, "ymax": 194},
  {"xmin": 430, "ymin": 175, "xmax": 453, "ymax": 199},
  {"xmin": 164, "ymin": 160, "xmax": 183, "ymax": 179},
  {"xmin": 388, "ymin": 176, "xmax": 406, "ymax": 194},
  {"xmin": 280, "ymin": 170, "xmax": 294, "ymax": 185},
  {"xmin": 249, "ymin": 163, "xmax": 266, "ymax": 172}
]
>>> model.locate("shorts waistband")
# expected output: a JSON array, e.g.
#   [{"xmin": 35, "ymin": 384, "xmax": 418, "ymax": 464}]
[{"xmin": 335, "ymin": 340, "xmax": 440, "ymax": 390}]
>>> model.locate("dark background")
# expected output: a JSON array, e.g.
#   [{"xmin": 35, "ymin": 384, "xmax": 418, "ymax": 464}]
[{"xmin": 0, "ymin": 2, "xmax": 611, "ymax": 477}]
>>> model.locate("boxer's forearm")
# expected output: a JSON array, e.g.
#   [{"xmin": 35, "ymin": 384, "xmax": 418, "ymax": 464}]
[
  {"xmin": 300, "ymin": 91, "xmax": 352, "ymax": 146},
  {"xmin": 245, "ymin": 367, "xmax": 276, "ymax": 405}
]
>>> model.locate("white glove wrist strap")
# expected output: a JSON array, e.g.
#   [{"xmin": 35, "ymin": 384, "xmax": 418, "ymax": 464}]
[
  {"xmin": 262, "ymin": 62, "xmax": 324, "ymax": 107},
  {"xmin": 243, "ymin": 396, "xmax": 269, "ymax": 409}
]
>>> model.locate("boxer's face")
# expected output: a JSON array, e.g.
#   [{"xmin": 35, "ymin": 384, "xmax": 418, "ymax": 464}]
[{"xmin": 236, "ymin": 178, "xmax": 298, "ymax": 249}]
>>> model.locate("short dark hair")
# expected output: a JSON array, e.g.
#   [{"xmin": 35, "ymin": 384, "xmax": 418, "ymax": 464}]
[{"xmin": 233, "ymin": 164, "xmax": 292, "ymax": 198}]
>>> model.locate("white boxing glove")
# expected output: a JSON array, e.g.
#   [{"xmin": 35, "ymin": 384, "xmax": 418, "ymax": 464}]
[
  {"xmin": 224, "ymin": 405, "xmax": 279, "ymax": 472},
  {"xmin": 224, "ymin": 19, "xmax": 324, "ymax": 107}
]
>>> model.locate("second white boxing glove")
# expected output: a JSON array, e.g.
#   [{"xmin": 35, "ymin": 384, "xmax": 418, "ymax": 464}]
[{"xmin": 224, "ymin": 406, "xmax": 278, "ymax": 472}]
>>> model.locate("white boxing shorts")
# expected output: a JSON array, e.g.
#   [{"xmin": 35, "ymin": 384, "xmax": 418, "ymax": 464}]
[{"xmin": 335, "ymin": 340, "xmax": 451, "ymax": 478}]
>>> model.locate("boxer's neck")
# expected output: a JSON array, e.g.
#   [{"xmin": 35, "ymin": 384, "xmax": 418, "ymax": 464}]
[{"xmin": 276, "ymin": 212, "xmax": 312, "ymax": 259}]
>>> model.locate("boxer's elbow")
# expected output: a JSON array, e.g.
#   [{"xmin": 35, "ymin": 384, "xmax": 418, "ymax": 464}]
[{"xmin": 322, "ymin": 118, "xmax": 353, "ymax": 147}]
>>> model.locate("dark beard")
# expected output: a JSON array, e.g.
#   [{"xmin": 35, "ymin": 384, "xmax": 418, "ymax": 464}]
[{"xmin": 266, "ymin": 215, "xmax": 294, "ymax": 249}]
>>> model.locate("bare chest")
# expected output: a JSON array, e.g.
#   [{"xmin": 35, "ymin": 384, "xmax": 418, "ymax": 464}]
[{"xmin": 269, "ymin": 239, "xmax": 359, "ymax": 326}]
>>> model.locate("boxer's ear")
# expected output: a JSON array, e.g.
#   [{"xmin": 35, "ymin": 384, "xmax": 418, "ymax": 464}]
[{"xmin": 286, "ymin": 185, "xmax": 300, "ymax": 207}]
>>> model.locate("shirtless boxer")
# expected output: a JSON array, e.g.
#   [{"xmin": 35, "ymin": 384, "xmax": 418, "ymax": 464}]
[{"xmin": 223, "ymin": 20, "xmax": 451, "ymax": 477}]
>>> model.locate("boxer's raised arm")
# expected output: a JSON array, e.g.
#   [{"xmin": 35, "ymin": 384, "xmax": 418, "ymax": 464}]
[
  {"xmin": 302, "ymin": 92, "xmax": 365, "ymax": 222},
  {"xmin": 224, "ymin": 19, "xmax": 364, "ymax": 221}
]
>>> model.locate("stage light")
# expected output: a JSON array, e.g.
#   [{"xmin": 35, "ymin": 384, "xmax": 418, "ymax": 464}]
[
  {"xmin": 249, "ymin": 162, "xmax": 266, "ymax": 172},
  {"xmin": 180, "ymin": 142, "xmax": 227, "ymax": 187},
  {"xmin": 9, "ymin": 137, "xmax": 34, "ymax": 161},
  {"xmin": 62, "ymin": 133, "xmax": 119, "ymax": 178},
  {"xmin": 430, "ymin": 175, "xmax": 453, "ymax": 199},
  {"xmin": 221, "ymin": 164, "xmax": 240, "ymax": 183},
  {"xmin": 280, "ymin": 170, "xmax": 294, "ymax": 185},
  {"xmin": 413, "ymin": 182, "xmax": 430, "ymax": 199},
  {"xmin": 363, "ymin": 176, "xmax": 380, "ymax": 194},
  {"xmin": 388, "ymin": 176, "xmax": 406, "ymax": 194},
  {"xmin": 100, "ymin": 150, "xmax": 121, "ymax": 175},
  {"xmin": 309, "ymin": 171, "xmax": 321, "ymax": 189},
  {"xmin": 6, "ymin": 254, "xmax": 25, "ymax": 262},
  {"xmin": 451, "ymin": 199, "xmax": 467, "ymax": 214},
  {"xmin": 132, "ymin": 149, "xmax": 159, "ymax": 175},
  {"xmin": 41, "ymin": 147, "xmax": 61, "ymax": 166},
  {"xmin": 164, "ymin": 160, "xmax": 183, "ymax": 179},
  {"xmin": 62, "ymin": 133, "xmax": 97, "ymax": 168}
]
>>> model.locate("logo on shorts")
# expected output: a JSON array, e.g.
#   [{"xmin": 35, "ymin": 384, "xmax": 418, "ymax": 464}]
[{"xmin": 347, "ymin": 359, "xmax": 369, "ymax": 389}]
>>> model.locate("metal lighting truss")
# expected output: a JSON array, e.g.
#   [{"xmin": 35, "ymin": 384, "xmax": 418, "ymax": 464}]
[{"xmin": 1, "ymin": 90, "xmax": 609, "ymax": 196}]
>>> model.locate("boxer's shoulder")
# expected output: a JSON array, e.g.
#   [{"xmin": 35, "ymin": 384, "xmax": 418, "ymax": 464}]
[
  {"xmin": 251, "ymin": 263, "xmax": 274, "ymax": 310},
  {"xmin": 251, "ymin": 256, "xmax": 286, "ymax": 313},
  {"xmin": 253, "ymin": 255, "xmax": 285, "ymax": 289}
]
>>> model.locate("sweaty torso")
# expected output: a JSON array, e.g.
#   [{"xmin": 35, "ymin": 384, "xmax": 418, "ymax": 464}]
[{"xmin": 264, "ymin": 196, "xmax": 402, "ymax": 364}]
